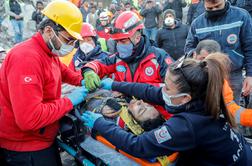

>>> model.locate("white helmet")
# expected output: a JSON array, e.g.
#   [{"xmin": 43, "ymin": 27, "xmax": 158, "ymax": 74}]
[{"xmin": 99, "ymin": 12, "xmax": 109, "ymax": 21}]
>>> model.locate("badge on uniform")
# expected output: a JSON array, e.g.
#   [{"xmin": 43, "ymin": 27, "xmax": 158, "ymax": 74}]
[
  {"xmin": 154, "ymin": 126, "xmax": 171, "ymax": 144},
  {"xmin": 165, "ymin": 57, "xmax": 173, "ymax": 65},
  {"xmin": 227, "ymin": 34, "xmax": 238, "ymax": 45},
  {"xmin": 116, "ymin": 65, "xmax": 126, "ymax": 72},
  {"xmin": 145, "ymin": 66, "xmax": 154, "ymax": 76}
]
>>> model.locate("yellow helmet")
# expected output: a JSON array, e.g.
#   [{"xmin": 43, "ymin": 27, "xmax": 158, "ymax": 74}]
[{"xmin": 42, "ymin": 0, "xmax": 83, "ymax": 40}]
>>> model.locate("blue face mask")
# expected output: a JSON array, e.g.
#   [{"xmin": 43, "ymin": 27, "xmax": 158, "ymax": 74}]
[{"xmin": 116, "ymin": 43, "xmax": 133, "ymax": 59}]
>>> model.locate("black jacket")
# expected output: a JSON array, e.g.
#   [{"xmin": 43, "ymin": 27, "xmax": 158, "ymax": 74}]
[
  {"xmin": 140, "ymin": 6, "xmax": 162, "ymax": 29},
  {"xmin": 187, "ymin": 1, "xmax": 205, "ymax": 25},
  {"xmin": 156, "ymin": 21, "xmax": 189, "ymax": 60}
]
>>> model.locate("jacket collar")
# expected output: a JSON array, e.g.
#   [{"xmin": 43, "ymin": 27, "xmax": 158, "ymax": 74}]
[{"xmin": 32, "ymin": 32, "xmax": 58, "ymax": 57}]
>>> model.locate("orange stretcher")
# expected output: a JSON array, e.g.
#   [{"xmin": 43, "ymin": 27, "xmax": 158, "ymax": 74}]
[{"xmin": 96, "ymin": 135, "xmax": 179, "ymax": 166}]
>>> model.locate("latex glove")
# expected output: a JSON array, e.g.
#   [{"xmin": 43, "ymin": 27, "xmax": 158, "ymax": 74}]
[
  {"xmin": 81, "ymin": 111, "xmax": 103, "ymax": 128},
  {"xmin": 81, "ymin": 80, "xmax": 85, "ymax": 86},
  {"xmin": 67, "ymin": 86, "xmax": 88, "ymax": 106},
  {"xmin": 100, "ymin": 78, "xmax": 113, "ymax": 90},
  {"xmin": 83, "ymin": 70, "xmax": 101, "ymax": 91}
]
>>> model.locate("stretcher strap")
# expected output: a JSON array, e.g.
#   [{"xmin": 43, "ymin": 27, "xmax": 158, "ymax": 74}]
[{"xmin": 119, "ymin": 107, "xmax": 170, "ymax": 166}]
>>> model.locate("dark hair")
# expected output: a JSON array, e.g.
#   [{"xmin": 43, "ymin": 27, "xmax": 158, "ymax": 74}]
[
  {"xmin": 195, "ymin": 39, "xmax": 221, "ymax": 55},
  {"xmin": 136, "ymin": 115, "xmax": 165, "ymax": 131},
  {"xmin": 36, "ymin": 1, "xmax": 43, "ymax": 6},
  {"xmin": 38, "ymin": 19, "xmax": 65, "ymax": 32},
  {"xmin": 168, "ymin": 53, "xmax": 235, "ymax": 127}
]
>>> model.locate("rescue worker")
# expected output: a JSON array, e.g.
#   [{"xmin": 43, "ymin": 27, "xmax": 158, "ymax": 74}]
[
  {"xmin": 185, "ymin": 0, "xmax": 252, "ymax": 103},
  {"xmin": 96, "ymin": 11, "xmax": 111, "ymax": 41},
  {"xmin": 69, "ymin": 23, "xmax": 109, "ymax": 74},
  {"xmin": 82, "ymin": 11, "xmax": 173, "ymax": 91},
  {"xmin": 0, "ymin": 1, "xmax": 88, "ymax": 165},
  {"xmin": 82, "ymin": 54, "xmax": 252, "ymax": 166},
  {"xmin": 193, "ymin": 39, "xmax": 252, "ymax": 144}
]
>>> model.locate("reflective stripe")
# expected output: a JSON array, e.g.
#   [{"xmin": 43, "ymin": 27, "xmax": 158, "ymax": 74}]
[
  {"xmin": 226, "ymin": 100, "xmax": 235, "ymax": 106},
  {"xmin": 235, "ymin": 106, "xmax": 246, "ymax": 124},
  {"xmin": 195, "ymin": 21, "xmax": 243, "ymax": 34},
  {"xmin": 232, "ymin": 50, "xmax": 244, "ymax": 58}
]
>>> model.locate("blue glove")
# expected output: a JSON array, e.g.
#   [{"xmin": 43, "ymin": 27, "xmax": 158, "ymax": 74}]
[
  {"xmin": 81, "ymin": 80, "xmax": 85, "ymax": 86},
  {"xmin": 81, "ymin": 111, "xmax": 103, "ymax": 128},
  {"xmin": 67, "ymin": 86, "xmax": 88, "ymax": 106},
  {"xmin": 100, "ymin": 78, "xmax": 113, "ymax": 90}
]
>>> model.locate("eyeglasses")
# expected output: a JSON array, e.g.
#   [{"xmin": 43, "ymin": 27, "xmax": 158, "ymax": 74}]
[
  {"xmin": 58, "ymin": 32, "xmax": 77, "ymax": 45},
  {"xmin": 171, "ymin": 56, "xmax": 191, "ymax": 90}
]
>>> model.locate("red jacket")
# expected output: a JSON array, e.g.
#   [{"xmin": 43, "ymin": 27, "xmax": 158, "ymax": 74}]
[
  {"xmin": 84, "ymin": 38, "xmax": 173, "ymax": 118},
  {"xmin": 0, "ymin": 33, "xmax": 83, "ymax": 151}
]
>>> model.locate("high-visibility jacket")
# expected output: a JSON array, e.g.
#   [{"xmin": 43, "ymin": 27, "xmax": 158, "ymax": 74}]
[{"xmin": 223, "ymin": 80, "xmax": 252, "ymax": 126}]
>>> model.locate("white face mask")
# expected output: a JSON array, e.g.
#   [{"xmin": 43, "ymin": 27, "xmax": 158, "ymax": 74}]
[
  {"xmin": 162, "ymin": 88, "xmax": 190, "ymax": 107},
  {"xmin": 164, "ymin": 17, "xmax": 175, "ymax": 27},
  {"xmin": 80, "ymin": 42, "xmax": 95, "ymax": 54},
  {"xmin": 49, "ymin": 30, "xmax": 75, "ymax": 57}
]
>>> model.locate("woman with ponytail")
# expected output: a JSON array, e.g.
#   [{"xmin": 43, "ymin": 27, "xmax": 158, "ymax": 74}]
[{"xmin": 81, "ymin": 54, "xmax": 252, "ymax": 165}]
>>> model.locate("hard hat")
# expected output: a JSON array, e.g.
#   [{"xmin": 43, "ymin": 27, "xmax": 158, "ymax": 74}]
[
  {"xmin": 99, "ymin": 12, "xmax": 109, "ymax": 21},
  {"xmin": 107, "ymin": 11, "xmax": 114, "ymax": 18},
  {"xmin": 81, "ymin": 23, "xmax": 97, "ymax": 37},
  {"xmin": 109, "ymin": 11, "xmax": 144, "ymax": 40},
  {"xmin": 42, "ymin": 0, "xmax": 83, "ymax": 40}
]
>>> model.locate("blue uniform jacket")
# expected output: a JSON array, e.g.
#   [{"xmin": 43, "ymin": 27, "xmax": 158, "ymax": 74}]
[
  {"xmin": 185, "ymin": 2, "xmax": 252, "ymax": 76},
  {"xmin": 93, "ymin": 82, "xmax": 252, "ymax": 166}
]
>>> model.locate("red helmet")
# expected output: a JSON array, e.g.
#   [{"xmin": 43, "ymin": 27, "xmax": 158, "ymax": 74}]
[
  {"xmin": 109, "ymin": 11, "xmax": 144, "ymax": 40},
  {"xmin": 81, "ymin": 23, "xmax": 97, "ymax": 38}
]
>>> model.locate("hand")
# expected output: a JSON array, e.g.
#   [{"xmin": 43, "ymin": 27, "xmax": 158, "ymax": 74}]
[
  {"xmin": 81, "ymin": 111, "xmax": 103, "ymax": 128},
  {"xmin": 66, "ymin": 86, "xmax": 88, "ymax": 106},
  {"xmin": 242, "ymin": 76, "xmax": 252, "ymax": 96},
  {"xmin": 83, "ymin": 70, "xmax": 101, "ymax": 91},
  {"xmin": 15, "ymin": 15, "xmax": 21, "ymax": 19},
  {"xmin": 100, "ymin": 78, "xmax": 113, "ymax": 90}
]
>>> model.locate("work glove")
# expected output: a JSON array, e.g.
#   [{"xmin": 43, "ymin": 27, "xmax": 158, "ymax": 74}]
[
  {"xmin": 100, "ymin": 78, "xmax": 114, "ymax": 90},
  {"xmin": 81, "ymin": 111, "xmax": 103, "ymax": 128},
  {"xmin": 67, "ymin": 86, "xmax": 88, "ymax": 106},
  {"xmin": 81, "ymin": 79, "xmax": 85, "ymax": 86},
  {"xmin": 83, "ymin": 70, "xmax": 101, "ymax": 91}
]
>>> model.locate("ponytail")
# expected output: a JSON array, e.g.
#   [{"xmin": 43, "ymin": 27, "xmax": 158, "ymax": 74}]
[{"xmin": 204, "ymin": 53, "xmax": 236, "ymax": 127}]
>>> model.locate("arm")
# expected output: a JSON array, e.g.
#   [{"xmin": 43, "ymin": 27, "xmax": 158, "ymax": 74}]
[
  {"xmin": 112, "ymin": 81, "xmax": 165, "ymax": 105},
  {"xmin": 60, "ymin": 61, "xmax": 83, "ymax": 86},
  {"xmin": 93, "ymin": 115, "xmax": 195, "ymax": 158},
  {"xmin": 83, "ymin": 55, "xmax": 117, "ymax": 78},
  {"xmin": 241, "ymin": 12, "xmax": 252, "ymax": 76},
  {"xmin": 5, "ymin": 1, "xmax": 18, "ymax": 17},
  {"xmin": 223, "ymin": 80, "xmax": 252, "ymax": 127},
  {"xmin": 156, "ymin": 31, "xmax": 162, "ymax": 48},
  {"xmin": 155, "ymin": 48, "xmax": 174, "ymax": 80},
  {"xmin": 31, "ymin": 11, "xmax": 37, "ymax": 21},
  {"xmin": 155, "ymin": 5, "xmax": 162, "ymax": 15},
  {"xmin": 184, "ymin": 22, "xmax": 198, "ymax": 55},
  {"xmin": 7, "ymin": 53, "xmax": 73, "ymax": 131},
  {"xmin": 140, "ymin": 8, "xmax": 149, "ymax": 17},
  {"xmin": 187, "ymin": 4, "xmax": 193, "ymax": 24}
]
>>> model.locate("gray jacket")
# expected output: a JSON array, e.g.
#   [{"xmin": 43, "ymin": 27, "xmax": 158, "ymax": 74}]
[{"xmin": 140, "ymin": 6, "xmax": 162, "ymax": 29}]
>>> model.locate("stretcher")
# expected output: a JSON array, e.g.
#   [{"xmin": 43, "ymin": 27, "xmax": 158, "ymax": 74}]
[{"xmin": 57, "ymin": 105, "xmax": 178, "ymax": 166}]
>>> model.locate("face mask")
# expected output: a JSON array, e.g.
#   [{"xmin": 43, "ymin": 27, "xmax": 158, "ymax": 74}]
[
  {"xmin": 116, "ymin": 43, "xmax": 133, "ymax": 59},
  {"xmin": 49, "ymin": 31, "xmax": 74, "ymax": 57},
  {"xmin": 164, "ymin": 17, "xmax": 175, "ymax": 26},
  {"xmin": 205, "ymin": 2, "xmax": 228, "ymax": 19},
  {"xmin": 80, "ymin": 42, "xmax": 94, "ymax": 54}
]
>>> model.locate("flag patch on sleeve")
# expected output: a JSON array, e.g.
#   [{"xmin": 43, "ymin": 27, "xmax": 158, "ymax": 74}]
[{"xmin": 154, "ymin": 126, "xmax": 171, "ymax": 144}]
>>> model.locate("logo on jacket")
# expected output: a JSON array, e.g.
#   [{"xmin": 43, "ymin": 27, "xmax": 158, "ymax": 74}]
[
  {"xmin": 24, "ymin": 77, "xmax": 32, "ymax": 83},
  {"xmin": 145, "ymin": 67, "xmax": 154, "ymax": 76},
  {"xmin": 116, "ymin": 65, "xmax": 126, "ymax": 72},
  {"xmin": 154, "ymin": 126, "xmax": 171, "ymax": 144},
  {"xmin": 165, "ymin": 57, "xmax": 173, "ymax": 65},
  {"xmin": 227, "ymin": 34, "xmax": 237, "ymax": 44}
]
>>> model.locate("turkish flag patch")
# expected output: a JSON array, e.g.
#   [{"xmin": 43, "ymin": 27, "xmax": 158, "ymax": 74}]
[
  {"xmin": 165, "ymin": 57, "xmax": 173, "ymax": 65},
  {"xmin": 20, "ymin": 75, "xmax": 39, "ymax": 84}
]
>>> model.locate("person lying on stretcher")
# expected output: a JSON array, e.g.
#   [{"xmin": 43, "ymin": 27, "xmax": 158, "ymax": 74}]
[{"xmin": 80, "ymin": 89, "xmax": 165, "ymax": 131}]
